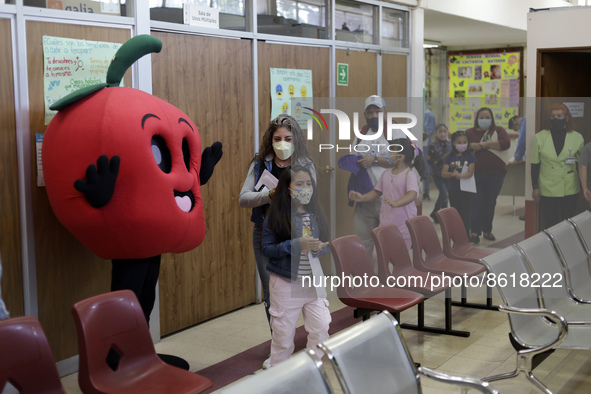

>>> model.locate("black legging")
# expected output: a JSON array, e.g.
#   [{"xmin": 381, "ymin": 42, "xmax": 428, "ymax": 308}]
[
  {"xmin": 449, "ymin": 190, "xmax": 473, "ymax": 237},
  {"xmin": 111, "ymin": 255, "xmax": 161, "ymax": 324}
]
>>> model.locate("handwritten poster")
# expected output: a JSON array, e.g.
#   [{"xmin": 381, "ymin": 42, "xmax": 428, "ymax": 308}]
[
  {"xmin": 270, "ymin": 68, "xmax": 313, "ymax": 127},
  {"xmin": 43, "ymin": 36, "xmax": 123, "ymax": 124},
  {"xmin": 448, "ymin": 51, "xmax": 521, "ymax": 132}
]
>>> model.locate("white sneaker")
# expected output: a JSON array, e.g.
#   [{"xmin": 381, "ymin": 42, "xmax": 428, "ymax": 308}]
[{"xmin": 262, "ymin": 356, "xmax": 272, "ymax": 369}]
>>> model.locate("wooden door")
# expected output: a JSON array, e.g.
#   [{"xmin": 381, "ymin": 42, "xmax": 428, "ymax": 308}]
[
  {"xmin": 152, "ymin": 32, "xmax": 255, "ymax": 335},
  {"xmin": 334, "ymin": 49, "xmax": 378, "ymax": 239},
  {"xmin": 257, "ymin": 42, "xmax": 331, "ymax": 272},
  {"xmin": 382, "ymin": 53, "xmax": 407, "ymax": 98},
  {"xmin": 531, "ymin": 49, "xmax": 591, "ymax": 233},
  {"xmin": 27, "ymin": 21, "xmax": 131, "ymax": 361},
  {"xmin": 0, "ymin": 18, "xmax": 24, "ymax": 320}
]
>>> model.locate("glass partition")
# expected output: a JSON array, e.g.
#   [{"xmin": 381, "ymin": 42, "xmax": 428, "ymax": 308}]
[
  {"xmin": 257, "ymin": 0, "xmax": 327, "ymax": 39},
  {"xmin": 382, "ymin": 8, "xmax": 408, "ymax": 48},
  {"xmin": 150, "ymin": 0, "xmax": 247, "ymax": 31},
  {"xmin": 335, "ymin": 0, "xmax": 375, "ymax": 44}
]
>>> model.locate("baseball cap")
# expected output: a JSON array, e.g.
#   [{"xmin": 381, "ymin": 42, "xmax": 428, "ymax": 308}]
[{"xmin": 364, "ymin": 95, "xmax": 385, "ymax": 110}]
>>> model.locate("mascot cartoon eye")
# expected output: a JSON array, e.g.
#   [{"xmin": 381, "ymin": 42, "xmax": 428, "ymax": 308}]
[
  {"xmin": 152, "ymin": 135, "xmax": 172, "ymax": 173},
  {"xmin": 182, "ymin": 137, "xmax": 191, "ymax": 172}
]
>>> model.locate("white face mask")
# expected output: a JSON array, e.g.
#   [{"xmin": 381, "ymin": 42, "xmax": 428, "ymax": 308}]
[
  {"xmin": 478, "ymin": 118, "xmax": 492, "ymax": 130},
  {"xmin": 272, "ymin": 141, "xmax": 293, "ymax": 161}
]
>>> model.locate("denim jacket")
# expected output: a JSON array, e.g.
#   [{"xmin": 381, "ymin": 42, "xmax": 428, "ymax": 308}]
[{"xmin": 261, "ymin": 211, "xmax": 328, "ymax": 281}]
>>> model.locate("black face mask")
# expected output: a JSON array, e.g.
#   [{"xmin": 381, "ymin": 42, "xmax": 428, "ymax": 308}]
[
  {"xmin": 366, "ymin": 117, "xmax": 380, "ymax": 131},
  {"xmin": 550, "ymin": 118, "xmax": 567, "ymax": 132}
]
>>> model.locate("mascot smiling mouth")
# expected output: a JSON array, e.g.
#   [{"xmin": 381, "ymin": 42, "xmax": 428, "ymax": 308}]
[{"xmin": 174, "ymin": 190, "xmax": 195, "ymax": 213}]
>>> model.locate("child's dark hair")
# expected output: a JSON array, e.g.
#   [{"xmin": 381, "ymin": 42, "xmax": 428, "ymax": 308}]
[
  {"xmin": 436, "ymin": 123, "xmax": 449, "ymax": 133},
  {"xmin": 450, "ymin": 130, "xmax": 471, "ymax": 156},
  {"xmin": 392, "ymin": 138, "xmax": 427, "ymax": 180},
  {"xmin": 266, "ymin": 165, "xmax": 329, "ymax": 242}
]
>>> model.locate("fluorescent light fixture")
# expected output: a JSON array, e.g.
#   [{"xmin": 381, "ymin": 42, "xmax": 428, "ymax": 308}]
[{"xmin": 423, "ymin": 40, "xmax": 441, "ymax": 49}]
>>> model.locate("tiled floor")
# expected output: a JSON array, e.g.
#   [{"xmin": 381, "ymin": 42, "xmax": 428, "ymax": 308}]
[{"xmin": 60, "ymin": 194, "xmax": 591, "ymax": 393}]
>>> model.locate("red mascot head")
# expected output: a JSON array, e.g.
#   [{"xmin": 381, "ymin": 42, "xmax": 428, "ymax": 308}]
[{"xmin": 42, "ymin": 36, "xmax": 206, "ymax": 259}]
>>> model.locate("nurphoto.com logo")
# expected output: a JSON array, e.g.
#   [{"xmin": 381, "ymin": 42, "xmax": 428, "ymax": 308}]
[{"xmin": 302, "ymin": 108, "xmax": 418, "ymax": 153}]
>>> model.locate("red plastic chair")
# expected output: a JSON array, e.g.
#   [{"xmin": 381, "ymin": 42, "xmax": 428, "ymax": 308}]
[
  {"xmin": 71, "ymin": 290, "xmax": 213, "ymax": 394},
  {"xmin": 407, "ymin": 216, "xmax": 486, "ymax": 277},
  {"xmin": 436, "ymin": 208, "xmax": 494, "ymax": 264},
  {"xmin": 330, "ymin": 235, "xmax": 425, "ymax": 321},
  {"xmin": 371, "ymin": 225, "xmax": 469, "ymax": 337},
  {"xmin": 436, "ymin": 208, "xmax": 497, "ymax": 310},
  {"xmin": 406, "ymin": 216, "xmax": 489, "ymax": 309},
  {"xmin": 0, "ymin": 316, "xmax": 66, "ymax": 394}
]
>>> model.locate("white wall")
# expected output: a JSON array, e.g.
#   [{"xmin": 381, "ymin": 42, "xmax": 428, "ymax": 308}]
[
  {"xmin": 527, "ymin": 6, "xmax": 591, "ymax": 98},
  {"xmin": 524, "ymin": 6, "xmax": 591, "ymax": 199},
  {"xmin": 421, "ymin": 0, "xmax": 573, "ymax": 30}
]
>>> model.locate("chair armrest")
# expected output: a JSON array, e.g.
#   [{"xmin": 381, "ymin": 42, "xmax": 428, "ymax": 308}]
[
  {"xmin": 418, "ymin": 366, "xmax": 498, "ymax": 394},
  {"xmin": 498, "ymin": 305, "xmax": 568, "ymax": 355}
]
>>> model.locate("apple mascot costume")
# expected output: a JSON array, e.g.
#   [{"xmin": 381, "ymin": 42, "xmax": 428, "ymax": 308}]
[{"xmin": 43, "ymin": 35, "xmax": 222, "ymax": 368}]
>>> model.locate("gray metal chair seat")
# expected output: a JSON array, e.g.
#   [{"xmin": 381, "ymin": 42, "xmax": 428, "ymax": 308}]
[
  {"xmin": 516, "ymin": 232, "xmax": 591, "ymax": 325},
  {"xmin": 480, "ymin": 246, "xmax": 569, "ymax": 393},
  {"xmin": 318, "ymin": 311, "xmax": 497, "ymax": 394},
  {"xmin": 218, "ymin": 349, "xmax": 333, "ymax": 394}
]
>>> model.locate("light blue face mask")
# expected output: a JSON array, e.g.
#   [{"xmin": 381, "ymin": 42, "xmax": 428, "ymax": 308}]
[{"xmin": 478, "ymin": 118, "xmax": 492, "ymax": 130}]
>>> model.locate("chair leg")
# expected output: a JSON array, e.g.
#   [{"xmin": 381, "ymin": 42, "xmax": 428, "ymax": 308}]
[
  {"xmin": 400, "ymin": 293, "xmax": 470, "ymax": 337},
  {"xmin": 484, "ymin": 352, "xmax": 552, "ymax": 394},
  {"xmin": 353, "ymin": 308, "xmax": 373, "ymax": 321},
  {"xmin": 451, "ymin": 274, "xmax": 498, "ymax": 311}
]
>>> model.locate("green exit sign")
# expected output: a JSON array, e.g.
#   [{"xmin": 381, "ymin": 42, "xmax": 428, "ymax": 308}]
[{"xmin": 337, "ymin": 63, "xmax": 348, "ymax": 86}]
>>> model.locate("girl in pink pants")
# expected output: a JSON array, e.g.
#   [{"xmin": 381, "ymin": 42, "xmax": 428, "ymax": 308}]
[{"xmin": 262, "ymin": 165, "xmax": 331, "ymax": 367}]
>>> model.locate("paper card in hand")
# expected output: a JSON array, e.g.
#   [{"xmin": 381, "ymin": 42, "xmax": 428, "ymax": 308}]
[{"xmin": 255, "ymin": 169, "xmax": 279, "ymax": 191}]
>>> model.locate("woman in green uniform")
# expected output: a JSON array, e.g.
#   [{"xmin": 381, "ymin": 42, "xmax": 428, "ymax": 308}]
[{"xmin": 531, "ymin": 103, "xmax": 584, "ymax": 230}]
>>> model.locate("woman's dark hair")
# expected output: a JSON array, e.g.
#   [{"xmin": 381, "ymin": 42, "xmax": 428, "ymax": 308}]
[
  {"xmin": 393, "ymin": 138, "xmax": 426, "ymax": 180},
  {"xmin": 450, "ymin": 130, "xmax": 471, "ymax": 156},
  {"xmin": 473, "ymin": 107, "xmax": 496, "ymax": 131},
  {"xmin": 266, "ymin": 165, "xmax": 329, "ymax": 243},
  {"xmin": 249, "ymin": 115, "xmax": 312, "ymax": 167}
]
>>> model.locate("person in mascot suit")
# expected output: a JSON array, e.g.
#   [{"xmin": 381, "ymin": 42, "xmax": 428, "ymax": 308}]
[{"xmin": 42, "ymin": 35, "xmax": 223, "ymax": 369}]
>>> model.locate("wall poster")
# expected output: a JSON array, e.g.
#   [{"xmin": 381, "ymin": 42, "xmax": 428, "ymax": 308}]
[{"xmin": 448, "ymin": 51, "xmax": 521, "ymax": 132}]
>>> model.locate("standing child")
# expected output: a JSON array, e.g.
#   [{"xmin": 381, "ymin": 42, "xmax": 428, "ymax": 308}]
[
  {"xmin": 427, "ymin": 124, "xmax": 453, "ymax": 223},
  {"xmin": 442, "ymin": 130, "xmax": 477, "ymax": 236},
  {"xmin": 262, "ymin": 165, "xmax": 331, "ymax": 367},
  {"xmin": 349, "ymin": 138, "xmax": 420, "ymax": 250}
]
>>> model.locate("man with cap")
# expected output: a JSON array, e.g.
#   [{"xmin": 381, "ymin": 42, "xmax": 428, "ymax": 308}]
[{"xmin": 350, "ymin": 95, "xmax": 396, "ymax": 269}]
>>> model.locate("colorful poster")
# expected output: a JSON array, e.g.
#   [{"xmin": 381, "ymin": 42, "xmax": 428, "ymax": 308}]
[
  {"xmin": 43, "ymin": 36, "xmax": 123, "ymax": 124},
  {"xmin": 448, "ymin": 51, "xmax": 521, "ymax": 132},
  {"xmin": 270, "ymin": 68, "xmax": 313, "ymax": 127}
]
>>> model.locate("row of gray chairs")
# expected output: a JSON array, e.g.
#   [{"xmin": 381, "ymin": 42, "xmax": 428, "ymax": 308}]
[
  {"xmin": 220, "ymin": 311, "xmax": 497, "ymax": 394},
  {"xmin": 479, "ymin": 210, "xmax": 591, "ymax": 393}
]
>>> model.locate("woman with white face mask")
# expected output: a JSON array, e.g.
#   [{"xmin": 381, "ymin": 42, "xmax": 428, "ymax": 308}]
[
  {"xmin": 239, "ymin": 115, "xmax": 316, "ymax": 368},
  {"xmin": 466, "ymin": 107, "xmax": 510, "ymax": 244}
]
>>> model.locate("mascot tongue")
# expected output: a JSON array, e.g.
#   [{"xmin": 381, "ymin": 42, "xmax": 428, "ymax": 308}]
[{"xmin": 175, "ymin": 196, "xmax": 192, "ymax": 213}]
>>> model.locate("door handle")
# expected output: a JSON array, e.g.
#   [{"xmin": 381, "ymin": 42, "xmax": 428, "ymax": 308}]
[{"xmin": 325, "ymin": 165, "xmax": 335, "ymax": 173}]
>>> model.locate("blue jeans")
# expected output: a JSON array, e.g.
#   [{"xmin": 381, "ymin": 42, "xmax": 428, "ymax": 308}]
[
  {"xmin": 431, "ymin": 174, "xmax": 448, "ymax": 214},
  {"xmin": 470, "ymin": 173, "xmax": 505, "ymax": 235},
  {"xmin": 253, "ymin": 223, "xmax": 271, "ymax": 330}
]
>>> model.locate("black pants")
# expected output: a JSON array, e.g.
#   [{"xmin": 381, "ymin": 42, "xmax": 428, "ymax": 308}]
[
  {"xmin": 449, "ymin": 190, "xmax": 473, "ymax": 237},
  {"xmin": 540, "ymin": 194, "xmax": 579, "ymax": 230},
  {"xmin": 111, "ymin": 255, "xmax": 161, "ymax": 324}
]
